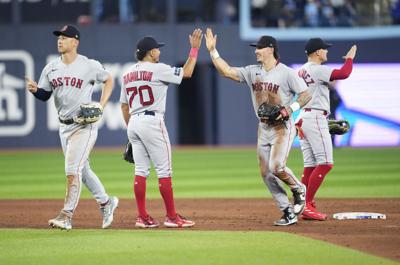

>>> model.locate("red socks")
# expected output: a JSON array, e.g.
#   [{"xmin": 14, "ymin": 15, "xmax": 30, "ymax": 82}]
[
  {"xmin": 134, "ymin": 175, "xmax": 177, "ymax": 219},
  {"xmin": 159, "ymin": 177, "xmax": 177, "ymax": 219},
  {"xmin": 301, "ymin": 167, "xmax": 316, "ymax": 187},
  {"xmin": 305, "ymin": 164, "xmax": 333, "ymax": 203},
  {"xmin": 134, "ymin": 175, "xmax": 148, "ymax": 218}
]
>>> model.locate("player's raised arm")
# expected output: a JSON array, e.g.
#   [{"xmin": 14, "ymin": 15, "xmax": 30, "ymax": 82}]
[
  {"xmin": 182, "ymin": 28, "xmax": 203, "ymax": 78},
  {"xmin": 344, "ymin": 45, "xmax": 357, "ymax": 60},
  {"xmin": 205, "ymin": 28, "xmax": 240, "ymax": 82},
  {"xmin": 330, "ymin": 45, "xmax": 357, "ymax": 81}
]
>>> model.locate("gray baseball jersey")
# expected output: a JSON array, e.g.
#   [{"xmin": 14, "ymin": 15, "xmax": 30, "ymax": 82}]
[
  {"xmin": 38, "ymin": 54, "xmax": 109, "ymax": 120},
  {"xmin": 120, "ymin": 61, "xmax": 183, "ymax": 179},
  {"xmin": 236, "ymin": 63, "xmax": 308, "ymax": 116},
  {"xmin": 298, "ymin": 62, "xmax": 333, "ymax": 113},
  {"xmin": 297, "ymin": 62, "xmax": 334, "ymax": 166},
  {"xmin": 37, "ymin": 54, "xmax": 111, "ymax": 213},
  {"xmin": 235, "ymin": 62, "xmax": 306, "ymax": 212},
  {"xmin": 120, "ymin": 62, "xmax": 183, "ymax": 115}
]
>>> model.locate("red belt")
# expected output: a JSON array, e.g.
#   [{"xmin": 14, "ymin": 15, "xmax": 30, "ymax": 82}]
[{"xmin": 304, "ymin": 108, "xmax": 328, "ymax": 115}]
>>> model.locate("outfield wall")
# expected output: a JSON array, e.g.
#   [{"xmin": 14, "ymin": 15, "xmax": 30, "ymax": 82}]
[{"xmin": 1, "ymin": 24, "xmax": 399, "ymax": 148}]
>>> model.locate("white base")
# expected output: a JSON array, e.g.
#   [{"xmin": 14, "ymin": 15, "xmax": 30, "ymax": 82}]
[{"xmin": 333, "ymin": 212, "xmax": 386, "ymax": 220}]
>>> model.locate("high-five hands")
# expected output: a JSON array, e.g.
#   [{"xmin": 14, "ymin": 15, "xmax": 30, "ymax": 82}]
[
  {"xmin": 343, "ymin": 45, "xmax": 357, "ymax": 60},
  {"xmin": 205, "ymin": 28, "xmax": 217, "ymax": 52},
  {"xmin": 189, "ymin": 28, "xmax": 203, "ymax": 48}
]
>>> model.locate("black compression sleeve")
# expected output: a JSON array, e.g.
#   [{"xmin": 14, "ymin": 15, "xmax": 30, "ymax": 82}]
[{"xmin": 32, "ymin": 88, "xmax": 52, "ymax": 101}]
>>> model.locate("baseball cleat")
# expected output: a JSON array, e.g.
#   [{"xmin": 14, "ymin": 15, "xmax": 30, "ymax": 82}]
[
  {"xmin": 274, "ymin": 207, "xmax": 297, "ymax": 226},
  {"xmin": 292, "ymin": 184, "xmax": 306, "ymax": 215},
  {"xmin": 100, "ymin": 196, "xmax": 119, "ymax": 229},
  {"xmin": 301, "ymin": 203, "xmax": 327, "ymax": 221},
  {"xmin": 164, "ymin": 214, "xmax": 195, "ymax": 228},
  {"xmin": 135, "ymin": 215, "xmax": 160, "ymax": 228},
  {"xmin": 48, "ymin": 210, "xmax": 72, "ymax": 230}
]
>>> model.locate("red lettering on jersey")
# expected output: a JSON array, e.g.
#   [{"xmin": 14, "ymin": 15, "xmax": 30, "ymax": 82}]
[
  {"xmin": 143, "ymin": 71, "xmax": 153, "ymax": 82},
  {"xmin": 51, "ymin": 79, "xmax": 58, "ymax": 89},
  {"xmin": 64, "ymin": 77, "xmax": 71, "ymax": 86},
  {"xmin": 129, "ymin": 72, "xmax": 136, "ymax": 82},
  {"xmin": 252, "ymin": 83, "xmax": 262, "ymax": 91},
  {"xmin": 267, "ymin": 83, "xmax": 273, "ymax": 91},
  {"xmin": 51, "ymin": 77, "xmax": 83, "ymax": 89},
  {"xmin": 123, "ymin": 71, "xmax": 153, "ymax": 85},
  {"xmin": 76, "ymin": 79, "xmax": 83, "ymax": 89},
  {"xmin": 272, "ymin": 84, "xmax": 279, "ymax": 94},
  {"xmin": 298, "ymin": 69, "xmax": 315, "ymax": 87},
  {"xmin": 252, "ymin": 82, "xmax": 279, "ymax": 94}
]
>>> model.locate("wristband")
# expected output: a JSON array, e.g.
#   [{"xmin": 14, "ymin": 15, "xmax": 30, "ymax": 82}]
[
  {"xmin": 210, "ymin": 49, "xmax": 220, "ymax": 60},
  {"xmin": 189, "ymin": 48, "xmax": 199, "ymax": 58},
  {"xmin": 289, "ymin": 102, "xmax": 300, "ymax": 113}
]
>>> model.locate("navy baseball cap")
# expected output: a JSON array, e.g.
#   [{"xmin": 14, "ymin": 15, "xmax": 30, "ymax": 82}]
[
  {"xmin": 53, "ymin": 25, "xmax": 80, "ymax": 40},
  {"xmin": 305, "ymin": 38, "xmax": 332, "ymax": 55},
  {"xmin": 250, "ymin": 35, "xmax": 277, "ymax": 49},
  {"xmin": 136, "ymin": 36, "xmax": 165, "ymax": 53}
]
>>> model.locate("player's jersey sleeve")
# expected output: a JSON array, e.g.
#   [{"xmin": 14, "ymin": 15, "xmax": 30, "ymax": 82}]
[
  {"xmin": 119, "ymin": 76, "xmax": 128, "ymax": 104},
  {"xmin": 37, "ymin": 64, "xmax": 53, "ymax": 92},
  {"xmin": 157, "ymin": 63, "xmax": 183, "ymax": 85},
  {"xmin": 89, "ymin": 59, "xmax": 110, "ymax": 83},
  {"xmin": 316, "ymin": 65, "xmax": 334, "ymax": 83},
  {"xmin": 287, "ymin": 68, "xmax": 308, "ymax": 94},
  {"xmin": 235, "ymin": 66, "xmax": 253, "ymax": 85}
]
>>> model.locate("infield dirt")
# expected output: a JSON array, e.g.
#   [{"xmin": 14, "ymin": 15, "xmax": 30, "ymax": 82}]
[{"xmin": 1, "ymin": 198, "xmax": 399, "ymax": 262}]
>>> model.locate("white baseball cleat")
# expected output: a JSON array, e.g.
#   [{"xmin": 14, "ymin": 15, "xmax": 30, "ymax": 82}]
[
  {"xmin": 100, "ymin": 196, "xmax": 119, "ymax": 229},
  {"xmin": 48, "ymin": 210, "xmax": 72, "ymax": 231}
]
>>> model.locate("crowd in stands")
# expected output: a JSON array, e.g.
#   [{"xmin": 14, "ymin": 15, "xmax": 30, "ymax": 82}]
[
  {"xmin": 1, "ymin": 0, "xmax": 400, "ymax": 26},
  {"xmin": 90, "ymin": 0, "xmax": 400, "ymax": 26},
  {"xmin": 251, "ymin": 0, "xmax": 400, "ymax": 28}
]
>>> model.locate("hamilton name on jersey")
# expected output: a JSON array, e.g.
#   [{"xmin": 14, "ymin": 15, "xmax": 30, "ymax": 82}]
[
  {"xmin": 123, "ymin": 70, "xmax": 153, "ymax": 85},
  {"xmin": 252, "ymin": 81, "xmax": 280, "ymax": 94},
  {"xmin": 50, "ymin": 76, "xmax": 84, "ymax": 89}
]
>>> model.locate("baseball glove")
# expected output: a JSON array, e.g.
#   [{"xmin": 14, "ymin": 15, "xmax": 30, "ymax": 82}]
[
  {"xmin": 123, "ymin": 141, "xmax": 135, "ymax": 164},
  {"xmin": 74, "ymin": 102, "xmax": 103, "ymax": 124},
  {"xmin": 257, "ymin": 102, "xmax": 289, "ymax": 125},
  {"xmin": 328, "ymin": 119, "xmax": 350, "ymax": 135}
]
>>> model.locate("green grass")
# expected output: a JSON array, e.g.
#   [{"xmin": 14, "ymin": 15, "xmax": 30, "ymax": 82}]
[
  {"xmin": 0, "ymin": 229, "xmax": 397, "ymax": 265},
  {"xmin": 0, "ymin": 147, "xmax": 399, "ymax": 199},
  {"xmin": 1, "ymin": 147, "xmax": 399, "ymax": 265}
]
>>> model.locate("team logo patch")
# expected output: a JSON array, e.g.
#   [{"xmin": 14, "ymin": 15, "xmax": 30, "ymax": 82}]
[{"xmin": 174, "ymin": 67, "xmax": 181, "ymax": 76}]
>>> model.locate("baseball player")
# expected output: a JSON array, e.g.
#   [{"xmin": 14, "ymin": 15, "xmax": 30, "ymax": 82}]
[
  {"xmin": 120, "ymin": 29, "xmax": 203, "ymax": 228},
  {"xmin": 25, "ymin": 25, "xmax": 118, "ymax": 230},
  {"xmin": 296, "ymin": 38, "xmax": 357, "ymax": 220},
  {"xmin": 205, "ymin": 28, "xmax": 311, "ymax": 226}
]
